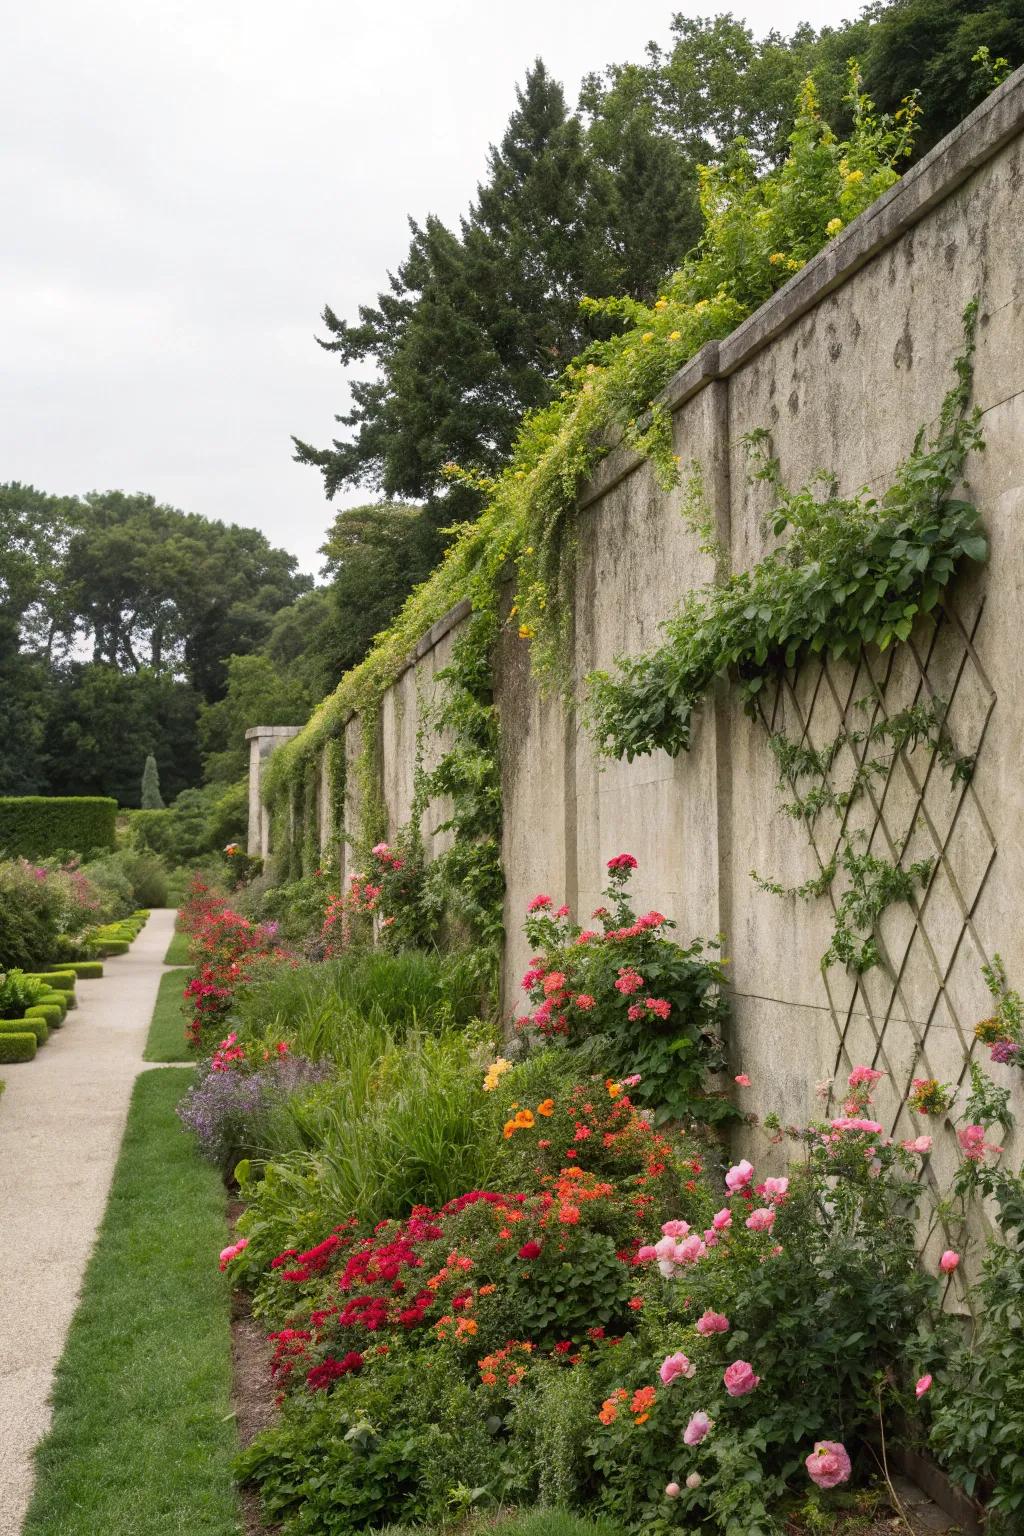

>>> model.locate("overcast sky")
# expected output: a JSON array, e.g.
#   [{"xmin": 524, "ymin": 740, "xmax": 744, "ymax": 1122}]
[{"xmin": 3, "ymin": 0, "xmax": 856, "ymax": 577}]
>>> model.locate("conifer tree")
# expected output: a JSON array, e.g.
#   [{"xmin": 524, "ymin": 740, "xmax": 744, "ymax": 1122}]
[{"xmin": 140, "ymin": 752, "xmax": 164, "ymax": 810}]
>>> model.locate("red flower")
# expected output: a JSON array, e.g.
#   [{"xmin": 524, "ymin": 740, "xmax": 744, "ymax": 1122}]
[{"xmin": 518, "ymin": 1241, "xmax": 542, "ymax": 1260}]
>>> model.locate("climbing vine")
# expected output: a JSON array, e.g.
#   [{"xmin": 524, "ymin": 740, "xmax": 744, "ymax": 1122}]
[
  {"xmin": 261, "ymin": 67, "xmax": 918, "ymax": 863},
  {"xmin": 586, "ymin": 305, "xmax": 986, "ymax": 974}
]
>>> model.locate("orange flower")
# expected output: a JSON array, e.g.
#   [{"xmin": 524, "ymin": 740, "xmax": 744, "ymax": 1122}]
[
  {"xmin": 606, "ymin": 1080, "xmax": 622, "ymax": 1100},
  {"xmin": 513, "ymin": 1109, "xmax": 535, "ymax": 1130},
  {"xmin": 481, "ymin": 1370, "xmax": 497, "ymax": 1385},
  {"xmin": 631, "ymin": 1385, "xmax": 656, "ymax": 1417},
  {"xmin": 503, "ymin": 1120, "xmax": 517, "ymax": 1139},
  {"xmin": 598, "ymin": 1402, "xmax": 618, "ymax": 1425},
  {"xmin": 456, "ymin": 1318, "xmax": 478, "ymax": 1337},
  {"xmin": 537, "ymin": 1098, "xmax": 555, "ymax": 1117},
  {"xmin": 479, "ymin": 1283, "xmax": 496, "ymax": 1296}
]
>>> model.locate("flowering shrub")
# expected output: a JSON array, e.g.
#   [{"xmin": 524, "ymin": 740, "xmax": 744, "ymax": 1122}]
[
  {"xmin": 232, "ymin": 1057, "xmax": 954, "ymax": 1534},
  {"xmin": 518, "ymin": 856, "xmax": 731, "ymax": 1122},
  {"xmin": 179, "ymin": 877, "xmax": 287, "ymax": 1050},
  {"xmin": 974, "ymin": 955, "xmax": 1024, "ymax": 1072},
  {"xmin": 321, "ymin": 836, "xmax": 436, "ymax": 956}
]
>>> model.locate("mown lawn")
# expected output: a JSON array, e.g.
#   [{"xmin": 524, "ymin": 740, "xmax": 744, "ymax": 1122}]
[
  {"xmin": 23, "ymin": 1068, "xmax": 241, "ymax": 1536},
  {"xmin": 163, "ymin": 923, "xmax": 189, "ymax": 966},
  {"xmin": 144, "ymin": 968, "xmax": 190, "ymax": 1063}
]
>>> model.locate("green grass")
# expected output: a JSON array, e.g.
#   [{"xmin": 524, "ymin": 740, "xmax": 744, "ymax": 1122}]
[
  {"xmin": 23, "ymin": 1069, "xmax": 242, "ymax": 1536},
  {"xmin": 163, "ymin": 924, "xmax": 189, "ymax": 966},
  {"xmin": 144, "ymin": 969, "xmax": 191, "ymax": 1063}
]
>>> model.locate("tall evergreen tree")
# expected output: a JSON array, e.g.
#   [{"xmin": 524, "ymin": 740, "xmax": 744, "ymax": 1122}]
[
  {"xmin": 140, "ymin": 753, "xmax": 164, "ymax": 809},
  {"xmin": 293, "ymin": 61, "xmax": 621, "ymax": 504}
]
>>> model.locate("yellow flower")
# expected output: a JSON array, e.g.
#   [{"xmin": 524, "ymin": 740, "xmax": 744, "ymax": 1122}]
[
  {"xmin": 640, "ymin": 331, "xmax": 654, "ymax": 343},
  {"xmin": 509, "ymin": 604, "xmax": 518, "ymax": 617},
  {"xmin": 654, "ymin": 297, "xmax": 668, "ymax": 310},
  {"xmin": 826, "ymin": 218, "xmax": 843, "ymax": 236},
  {"xmin": 845, "ymin": 168, "xmax": 864, "ymax": 184},
  {"xmin": 525, "ymin": 546, "xmax": 533, "ymax": 555},
  {"xmin": 769, "ymin": 253, "xmax": 784, "ymax": 265},
  {"xmin": 668, "ymin": 330, "xmax": 681, "ymax": 342},
  {"xmin": 518, "ymin": 624, "xmax": 535, "ymax": 640}
]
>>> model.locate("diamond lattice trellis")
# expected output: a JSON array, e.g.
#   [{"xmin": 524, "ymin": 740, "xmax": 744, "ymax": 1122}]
[{"xmin": 756, "ymin": 597, "xmax": 998, "ymax": 1304}]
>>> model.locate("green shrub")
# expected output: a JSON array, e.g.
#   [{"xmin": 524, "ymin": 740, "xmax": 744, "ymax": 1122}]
[
  {"xmin": 0, "ymin": 1031, "xmax": 37, "ymax": 1062},
  {"xmin": 0, "ymin": 1015, "xmax": 48, "ymax": 1045},
  {"xmin": 53, "ymin": 961, "xmax": 103, "ymax": 979},
  {"xmin": 100, "ymin": 940, "xmax": 130, "ymax": 956},
  {"xmin": 0, "ymin": 797, "xmax": 117, "ymax": 858},
  {"xmin": 0, "ymin": 883, "xmax": 61, "ymax": 970},
  {"xmin": 26, "ymin": 1003, "xmax": 64, "ymax": 1029},
  {"xmin": 126, "ymin": 780, "xmax": 247, "ymax": 866},
  {"xmin": 26, "ymin": 970, "xmax": 76, "ymax": 992},
  {"xmin": 0, "ymin": 969, "xmax": 50, "ymax": 1019},
  {"xmin": 39, "ymin": 990, "xmax": 68, "ymax": 1018}
]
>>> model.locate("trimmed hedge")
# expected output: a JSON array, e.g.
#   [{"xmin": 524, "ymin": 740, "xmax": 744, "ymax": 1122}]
[
  {"xmin": 0, "ymin": 797, "xmax": 117, "ymax": 858},
  {"xmin": 39, "ymin": 990, "xmax": 68, "ymax": 1019},
  {"xmin": 0, "ymin": 1032, "xmax": 37, "ymax": 1063},
  {"xmin": 51, "ymin": 961, "xmax": 104, "ymax": 979},
  {"xmin": 0, "ymin": 1016, "xmax": 48, "ymax": 1045},
  {"xmin": 26, "ymin": 1003, "xmax": 64, "ymax": 1029},
  {"xmin": 99, "ymin": 940, "xmax": 130, "ymax": 957},
  {"xmin": 27, "ymin": 971, "xmax": 77, "ymax": 993}
]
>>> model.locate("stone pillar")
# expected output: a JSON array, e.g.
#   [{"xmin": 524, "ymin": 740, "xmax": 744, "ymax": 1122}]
[{"xmin": 245, "ymin": 726, "xmax": 302, "ymax": 858}]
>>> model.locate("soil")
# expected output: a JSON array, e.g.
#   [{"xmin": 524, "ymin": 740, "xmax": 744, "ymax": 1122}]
[{"xmin": 227, "ymin": 1199, "xmax": 279, "ymax": 1536}]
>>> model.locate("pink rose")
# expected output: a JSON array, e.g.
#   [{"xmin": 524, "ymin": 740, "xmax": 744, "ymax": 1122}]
[
  {"xmin": 683, "ymin": 1410, "xmax": 711, "ymax": 1445},
  {"xmin": 218, "ymin": 1237, "xmax": 248, "ymax": 1272},
  {"xmin": 695, "ymin": 1310, "xmax": 729, "ymax": 1335},
  {"xmin": 902, "ymin": 1135, "xmax": 932, "ymax": 1154},
  {"xmin": 763, "ymin": 1176, "xmax": 789, "ymax": 1202},
  {"xmin": 725, "ymin": 1159, "xmax": 754, "ymax": 1192},
  {"xmin": 723, "ymin": 1360, "xmax": 760, "ymax": 1397},
  {"xmin": 661, "ymin": 1219, "xmax": 691, "ymax": 1238},
  {"xmin": 915, "ymin": 1374, "xmax": 933, "ymax": 1398},
  {"xmin": 848, "ymin": 1065, "xmax": 883, "ymax": 1088},
  {"xmin": 712, "ymin": 1207, "xmax": 733, "ymax": 1231},
  {"xmin": 636, "ymin": 1244, "xmax": 657, "ymax": 1261},
  {"xmin": 939, "ymin": 1249, "xmax": 960, "ymax": 1274},
  {"xmin": 745, "ymin": 1207, "xmax": 776, "ymax": 1233},
  {"xmin": 734, "ymin": 1073, "xmax": 751, "ymax": 1087},
  {"xmin": 805, "ymin": 1440, "xmax": 851, "ymax": 1489},
  {"xmin": 674, "ymin": 1235, "xmax": 707, "ymax": 1265},
  {"xmin": 660, "ymin": 1351, "xmax": 696, "ymax": 1385},
  {"xmin": 654, "ymin": 1235, "xmax": 679, "ymax": 1261},
  {"xmin": 664, "ymin": 1482, "xmax": 680, "ymax": 1499}
]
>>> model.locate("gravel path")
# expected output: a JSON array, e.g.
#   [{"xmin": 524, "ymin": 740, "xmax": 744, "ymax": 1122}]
[{"xmin": 0, "ymin": 907, "xmax": 179, "ymax": 1535}]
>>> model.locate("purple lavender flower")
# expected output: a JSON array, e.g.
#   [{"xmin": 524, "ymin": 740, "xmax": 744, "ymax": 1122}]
[{"xmin": 176, "ymin": 1054, "xmax": 330, "ymax": 1169}]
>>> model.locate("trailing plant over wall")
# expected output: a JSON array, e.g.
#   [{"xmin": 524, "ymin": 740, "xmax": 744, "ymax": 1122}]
[
  {"xmin": 261, "ymin": 69, "xmax": 917, "ymax": 855},
  {"xmin": 420, "ymin": 611, "xmax": 505, "ymax": 957},
  {"xmin": 586, "ymin": 307, "xmax": 986, "ymax": 977},
  {"xmin": 586, "ymin": 305, "xmax": 985, "ymax": 762}
]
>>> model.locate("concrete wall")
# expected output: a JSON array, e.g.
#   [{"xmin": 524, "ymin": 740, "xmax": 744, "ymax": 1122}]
[
  {"xmin": 253, "ymin": 71, "xmax": 1024, "ymax": 1272},
  {"xmin": 245, "ymin": 726, "xmax": 302, "ymax": 857}
]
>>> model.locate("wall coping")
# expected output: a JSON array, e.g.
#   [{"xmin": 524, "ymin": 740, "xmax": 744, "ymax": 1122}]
[
  {"xmin": 578, "ymin": 63, "xmax": 1024, "ymax": 510},
  {"xmin": 245, "ymin": 725, "xmax": 304, "ymax": 741}
]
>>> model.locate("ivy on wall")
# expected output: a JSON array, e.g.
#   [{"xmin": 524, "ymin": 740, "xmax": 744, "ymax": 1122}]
[
  {"xmin": 261, "ymin": 70, "xmax": 918, "ymax": 878},
  {"xmin": 586, "ymin": 305, "xmax": 987, "ymax": 974}
]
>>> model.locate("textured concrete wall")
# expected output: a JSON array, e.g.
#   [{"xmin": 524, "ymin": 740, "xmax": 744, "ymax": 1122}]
[
  {"xmin": 245, "ymin": 726, "xmax": 302, "ymax": 857},
  {"xmin": 496, "ymin": 69, "xmax": 1024, "ymax": 1276},
  {"xmin": 256, "ymin": 71, "xmax": 1024, "ymax": 1269}
]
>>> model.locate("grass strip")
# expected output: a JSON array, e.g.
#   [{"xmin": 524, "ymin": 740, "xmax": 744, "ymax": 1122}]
[
  {"xmin": 163, "ymin": 924, "xmax": 189, "ymax": 966},
  {"xmin": 23, "ymin": 1069, "xmax": 242, "ymax": 1536},
  {"xmin": 144, "ymin": 969, "xmax": 191, "ymax": 1063}
]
